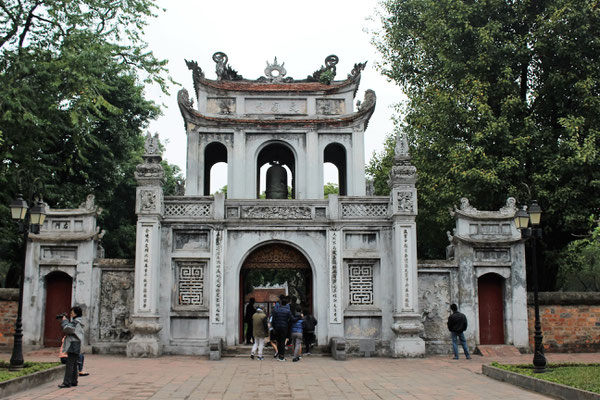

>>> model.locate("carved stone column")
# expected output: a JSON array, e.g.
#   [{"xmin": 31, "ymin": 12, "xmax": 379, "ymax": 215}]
[
  {"xmin": 127, "ymin": 133, "xmax": 165, "ymax": 357},
  {"xmin": 389, "ymin": 133, "xmax": 425, "ymax": 357}
]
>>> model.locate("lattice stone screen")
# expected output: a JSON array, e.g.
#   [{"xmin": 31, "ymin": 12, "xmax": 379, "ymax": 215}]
[
  {"xmin": 341, "ymin": 203, "xmax": 388, "ymax": 218},
  {"xmin": 165, "ymin": 202, "xmax": 212, "ymax": 217},
  {"xmin": 177, "ymin": 261, "xmax": 205, "ymax": 306},
  {"xmin": 348, "ymin": 263, "xmax": 374, "ymax": 305}
]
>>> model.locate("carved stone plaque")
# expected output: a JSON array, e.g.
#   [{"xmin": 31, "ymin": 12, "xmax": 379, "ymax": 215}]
[
  {"xmin": 99, "ymin": 271, "xmax": 134, "ymax": 341},
  {"xmin": 207, "ymin": 97, "xmax": 236, "ymax": 114},
  {"xmin": 173, "ymin": 231, "xmax": 210, "ymax": 251},
  {"xmin": 245, "ymin": 98, "xmax": 307, "ymax": 115},
  {"xmin": 241, "ymin": 206, "xmax": 312, "ymax": 219},
  {"xmin": 316, "ymin": 99, "xmax": 345, "ymax": 115}
]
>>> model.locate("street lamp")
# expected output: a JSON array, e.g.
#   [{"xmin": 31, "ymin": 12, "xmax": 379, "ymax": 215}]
[
  {"xmin": 8, "ymin": 193, "xmax": 46, "ymax": 370},
  {"xmin": 514, "ymin": 200, "xmax": 547, "ymax": 373}
]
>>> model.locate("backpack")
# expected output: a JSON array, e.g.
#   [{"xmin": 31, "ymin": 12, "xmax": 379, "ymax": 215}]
[{"xmin": 303, "ymin": 315, "xmax": 316, "ymax": 332}]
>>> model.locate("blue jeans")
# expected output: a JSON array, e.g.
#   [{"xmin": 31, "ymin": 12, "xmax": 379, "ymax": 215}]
[{"xmin": 451, "ymin": 331, "xmax": 470, "ymax": 358}]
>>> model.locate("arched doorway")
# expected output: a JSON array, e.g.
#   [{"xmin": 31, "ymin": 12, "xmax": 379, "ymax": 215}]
[
  {"xmin": 44, "ymin": 271, "xmax": 73, "ymax": 347},
  {"xmin": 256, "ymin": 142, "xmax": 296, "ymax": 199},
  {"xmin": 239, "ymin": 243, "xmax": 312, "ymax": 343},
  {"xmin": 478, "ymin": 273, "xmax": 505, "ymax": 344}
]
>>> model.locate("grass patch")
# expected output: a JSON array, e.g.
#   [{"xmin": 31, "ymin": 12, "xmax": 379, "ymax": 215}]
[
  {"xmin": 0, "ymin": 361, "xmax": 61, "ymax": 383},
  {"xmin": 491, "ymin": 362, "xmax": 600, "ymax": 394}
]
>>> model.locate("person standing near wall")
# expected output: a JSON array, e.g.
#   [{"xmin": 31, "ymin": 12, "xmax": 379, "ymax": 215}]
[
  {"xmin": 245, "ymin": 298, "xmax": 256, "ymax": 345},
  {"xmin": 58, "ymin": 306, "xmax": 84, "ymax": 388},
  {"xmin": 250, "ymin": 306, "xmax": 268, "ymax": 360},
  {"xmin": 271, "ymin": 296, "xmax": 292, "ymax": 361},
  {"xmin": 447, "ymin": 303, "xmax": 471, "ymax": 360}
]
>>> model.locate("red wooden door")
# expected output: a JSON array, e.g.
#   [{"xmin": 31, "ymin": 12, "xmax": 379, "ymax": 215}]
[
  {"xmin": 44, "ymin": 272, "xmax": 72, "ymax": 347},
  {"xmin": 478, "ymin": 273, "xmax": 505, "ymax": 344}
]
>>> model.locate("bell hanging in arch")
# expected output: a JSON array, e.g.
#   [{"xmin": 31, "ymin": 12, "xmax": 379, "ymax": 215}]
[{"xmin": 265, "ymin": 161, "xmax": 288, "ymax": 199}]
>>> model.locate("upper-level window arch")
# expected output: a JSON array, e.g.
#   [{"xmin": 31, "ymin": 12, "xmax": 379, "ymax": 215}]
[
  {"xmin": 256, "ymin": 141, "xmax": 296, "ymax": 199},
  {"xmin": 324, "ymin": 143, "xmax": 347, "ymax": 196},
  {"xmin": 204, "ymin": 142, "xmax": 227, "ymax": 196}
]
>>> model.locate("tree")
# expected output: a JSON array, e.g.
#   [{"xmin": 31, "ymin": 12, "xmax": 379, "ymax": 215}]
[
  {"xmin": 372, "ymin": 0, "xmax": 600, "ymax": 288},
  {"xmin": 0, "ymin": 1, "xmax": 174, "ymax": 282},
  {"xmin": 323, "ymin": 182, "xmax": 339, "ymax": 198},
  {"xmin": 557, "ymin": 216, "xmax": 600, "ymax": 291}
]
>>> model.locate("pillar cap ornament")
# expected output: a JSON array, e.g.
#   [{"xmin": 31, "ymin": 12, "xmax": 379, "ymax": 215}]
[
  {"xmin": 388, "ymin": 132, "xmax": 417, "ymax": 187},
  {"xmin": 135, "ymin": 132, "xmax": 165, "ymax": 186}
]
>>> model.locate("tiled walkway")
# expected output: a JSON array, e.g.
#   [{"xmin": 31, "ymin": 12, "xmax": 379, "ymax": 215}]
[{"xmin": 3, "ymin": 351, "xmax": 598, "ymax": 399}]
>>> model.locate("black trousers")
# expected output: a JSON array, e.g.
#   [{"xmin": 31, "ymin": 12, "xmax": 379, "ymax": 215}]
[
  {"xmin": 63, "ymin": 352, "xmax": 79, "ymax": 386},
  {"xmin": 304, "ymin": 331, "xmax": 315, "ymax": 353},
  {"xmin": 245, "ymin": 321, "xmax": 254, "ymax": 344},
  {"xmin": 274, "ymin": 328, "xmax": 288, "ymax": 359}
]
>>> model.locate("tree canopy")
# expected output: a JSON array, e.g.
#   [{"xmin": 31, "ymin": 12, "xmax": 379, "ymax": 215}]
[
  {"xmin": 0, "ymin": 0, "xmax": 178, "ymax": 284},
  {"xmin": 372, "ymin": 0, "xmax": 600, "ymax": 289}
]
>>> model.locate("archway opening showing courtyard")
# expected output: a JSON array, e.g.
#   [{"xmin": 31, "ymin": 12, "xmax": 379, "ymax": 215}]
[{"xmin": 238, "ymin": 242, "xmax": 312, "ymax": 344}]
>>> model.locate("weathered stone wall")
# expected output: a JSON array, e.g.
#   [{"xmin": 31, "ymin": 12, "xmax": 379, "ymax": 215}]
[
  {"xmin": 528, "ymin": 292, "xmax": 600, "ymax": 352},
  {"xmin": 0, "ymin": 289, "xmax": 18, "ymax": 349}
]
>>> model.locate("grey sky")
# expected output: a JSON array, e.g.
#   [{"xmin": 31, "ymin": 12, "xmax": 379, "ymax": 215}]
[{"xmin": 144, "ymin": 0, "xmax": 403, "ymax": 187}]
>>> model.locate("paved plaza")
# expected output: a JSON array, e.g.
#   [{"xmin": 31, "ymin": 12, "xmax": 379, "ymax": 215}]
[{"xmin": 3, "ymin": 351, "xmax": 599, "ymax": 399}]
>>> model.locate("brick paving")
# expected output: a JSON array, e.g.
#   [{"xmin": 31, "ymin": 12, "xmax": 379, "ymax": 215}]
[{"xmin": 2, "ymin": 351, "xmax": 598, "ymax": 399}]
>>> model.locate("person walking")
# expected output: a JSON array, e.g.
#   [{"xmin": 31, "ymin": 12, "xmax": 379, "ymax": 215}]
[
  {"xmin": 271, "ymin": 296, "xmax": 292, "ymax": 361},
  {"xmin": 58, "ymin": 306, "xmax": 85, "ymax": 388},
  {"xmin": 290, "ymin": 310, "xmax": 303, "ymax": 362},
  {"xmin": 250, "ymin": 306, "xmax": 268, "ymax": 360},
  {"xmin": 447, "ymin": 303, "xmax": 471, "ymax": 360},
  {"xmin": 245, "ymin": 298, "xmax": 256, "ymax": 345},
  {"xmin": 302, "ymin": 307, "xmax": 317, "ymax": 355}
]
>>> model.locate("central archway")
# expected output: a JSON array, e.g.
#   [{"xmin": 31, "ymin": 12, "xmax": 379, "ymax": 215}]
[{"xmin": 239, "ymin": 243, "xmax": 312, "ymax": 344}]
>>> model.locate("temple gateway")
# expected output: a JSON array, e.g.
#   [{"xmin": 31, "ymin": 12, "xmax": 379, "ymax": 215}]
[{"xmin": 21, "ymin": 53, "xmax": 529, "ymax": 358}]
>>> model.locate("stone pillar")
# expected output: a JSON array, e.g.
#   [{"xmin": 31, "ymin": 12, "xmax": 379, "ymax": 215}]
[
  {"xmin": 127, "ymin": 133, "xmax": 165, "ymax": 357},
  {"xmin": 305, "ymin": 129, "xmax": 320, "ymax": 199},
  {"xmin": 186, "ymin": 128, "xmax": 199, "ymax": 195},
  {"xmin": 230, "ymin": 129, "xmax": 246, "ymax": 199},
  {"xmin": 388, "ymin": 133, "xmax": 425, "ymax": 357},
  {"xmin": 351, "ymin": 126, "xmax": 366, "ymax": 196}
]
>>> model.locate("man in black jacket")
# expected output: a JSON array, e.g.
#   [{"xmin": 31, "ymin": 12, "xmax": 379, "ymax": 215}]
[
  {"xmin": 271, "ymin": 296, "xmax": 293, "ymax": 361},
  {"xmin": 447, "ymin": 303, "xmax": 471, "ymax": 360}
]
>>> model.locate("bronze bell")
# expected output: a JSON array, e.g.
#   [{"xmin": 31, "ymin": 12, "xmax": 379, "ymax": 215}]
[{"xmin": 265, "ymin": 162, "xmax": 288, "ymax": 199}]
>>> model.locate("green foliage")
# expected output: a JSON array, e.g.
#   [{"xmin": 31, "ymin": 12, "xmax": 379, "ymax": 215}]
[
  {"xmin": 318, "ymin": 69, "xmax": 335, "ymax": 84},
  {"xmin": 372, "ymin": 0, "xmax": 600, "ymax": 282},
  {"xmin": 0, "ymin": 361, "xmax": 61, "ymax": 382},
  {"xmin": 0, "ymin": 0, "xmax": 175, "ymax": 270},
  {"xmin": 557, "ymin": 216, "xmax": 600, "ymax": 291},
  {"xmin": 244, "ymin": 268, "xmax": 309, "ymax": 303},
  {"xmin": 323, "ymin": 182, "xmax": 339, "ymax": 198},
  {"xmin": 492, "ymin": 362, "xmax": 600, "ymax": 393}
]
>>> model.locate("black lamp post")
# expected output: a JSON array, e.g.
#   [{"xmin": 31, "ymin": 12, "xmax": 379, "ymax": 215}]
[
  {"xmin": 8, "ymin": 193, "xmax": 46, "ymax": 370},
  {"xmin": 514, "ymin": 200, "xmax": 547, "ymax": 373}
]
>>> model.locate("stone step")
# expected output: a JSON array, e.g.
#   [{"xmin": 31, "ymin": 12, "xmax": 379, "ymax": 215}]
[
  {"xmin": 475, "ymin": 345, "xmax": 522, "ymax": 357},
  {"xmin": 222, "ymin": 344, "xmax": 330, "ymax": 357}
]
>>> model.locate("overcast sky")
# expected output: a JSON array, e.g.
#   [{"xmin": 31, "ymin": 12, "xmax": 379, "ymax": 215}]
[{"xmin": 143, "ymin": 0, "xmax": 404, "ymax": 188}]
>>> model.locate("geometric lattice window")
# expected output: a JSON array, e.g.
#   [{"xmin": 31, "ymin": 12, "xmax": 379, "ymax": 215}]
[
  {"xmin": 348, "ymin": 263, "xmax": 373, "ymax": 305},
  {"xmin": 177, "ymin": 261, "xmax": 205, "ymax": 306}
]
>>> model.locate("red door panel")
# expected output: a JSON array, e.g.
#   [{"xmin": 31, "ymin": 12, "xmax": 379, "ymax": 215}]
[
  {"xmin": 44, "ymin": 272, "xmax": 72, "ymax": 347},
  {"xmin": 478, "ymin": 273, "xmax": 505, "ymax": 344}
]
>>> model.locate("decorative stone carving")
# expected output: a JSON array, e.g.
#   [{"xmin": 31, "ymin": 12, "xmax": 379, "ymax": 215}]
[
  {"xmin": 264, "ymin": 57, "xmax": 288, "ymax": 82},
  {"xmin": 242, "ymin": 206, "xmax": 312, "ymax": 219},
  {"xmin": 173, "ymin": 231, "xmax": 209, "ymax": 251},
  {"xmin": 396, "ymin": 191, "xmax": 414, "ymax": 213},
  {"xmin": 316, "ymin": 99, "xmax": 345, "ymax": 115},
  {"xmin": 500, "ymin": 197, "xmax": 517, "ymax": 214},
  {"xmin": 243, "ymin": 243, "xmax": 310, "ymax": 269},
  {"xmin": 185, "ymin": 59, "xmax": 204, "ymax": 97},
  {"xmin": 341, "ymin": 203, "xmax": 388, "ymax": 218},
  {"xmin": 212, "ymin": 52, "xmax": 243, "ymax": 81},
  {"xmin": 164, "ymin": 202, "xmax": 211, "ymax": 217},
  {"xmin": 99, "ymin": 271, "xmax": 134, "ymax": 341},
  {"xmin": 460, "ymin": 197, "xmax": 477, "ymax": 213},
  {"xmin": 144, "ymin": 132, "xmax": 160, "ymax": 155},
  {"xmin": 79, "ymin": 194, "xmax": 96, "ymax": 211},
  {"xmin": 348, "ymin": 61, "xmax": 367, "ymax": 79},
  {"xmin": 358, "ymin": 89, "xmax": 376, "ymax": 112},
  {"xmin": 309, "ymin": 54, "xmax": 339, "ymax": 83},
  {"xmin": 348, "ymin": 263, "xmax": 374, "ymax": 305},
  {"xmin": 388, "ymin": 132, "xmax": 417, "ymax": 188},
  {"xmin": 139, "ymin": 190, "xmax": 157, "ymax": 212},
  {"xmin": 207, "ymin": 97, "xmax": 236, "ymax": 114},
  {"xmin": 177, "ymin": 88, "xmax": 194, "ymax": 110},
  {"xmin": 176, "ymin": 261, "xmax": 205, "ymax": 307},
  {"xmin": 418, "ymin": 274, "xmax": 450, "ymax": 343}
]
